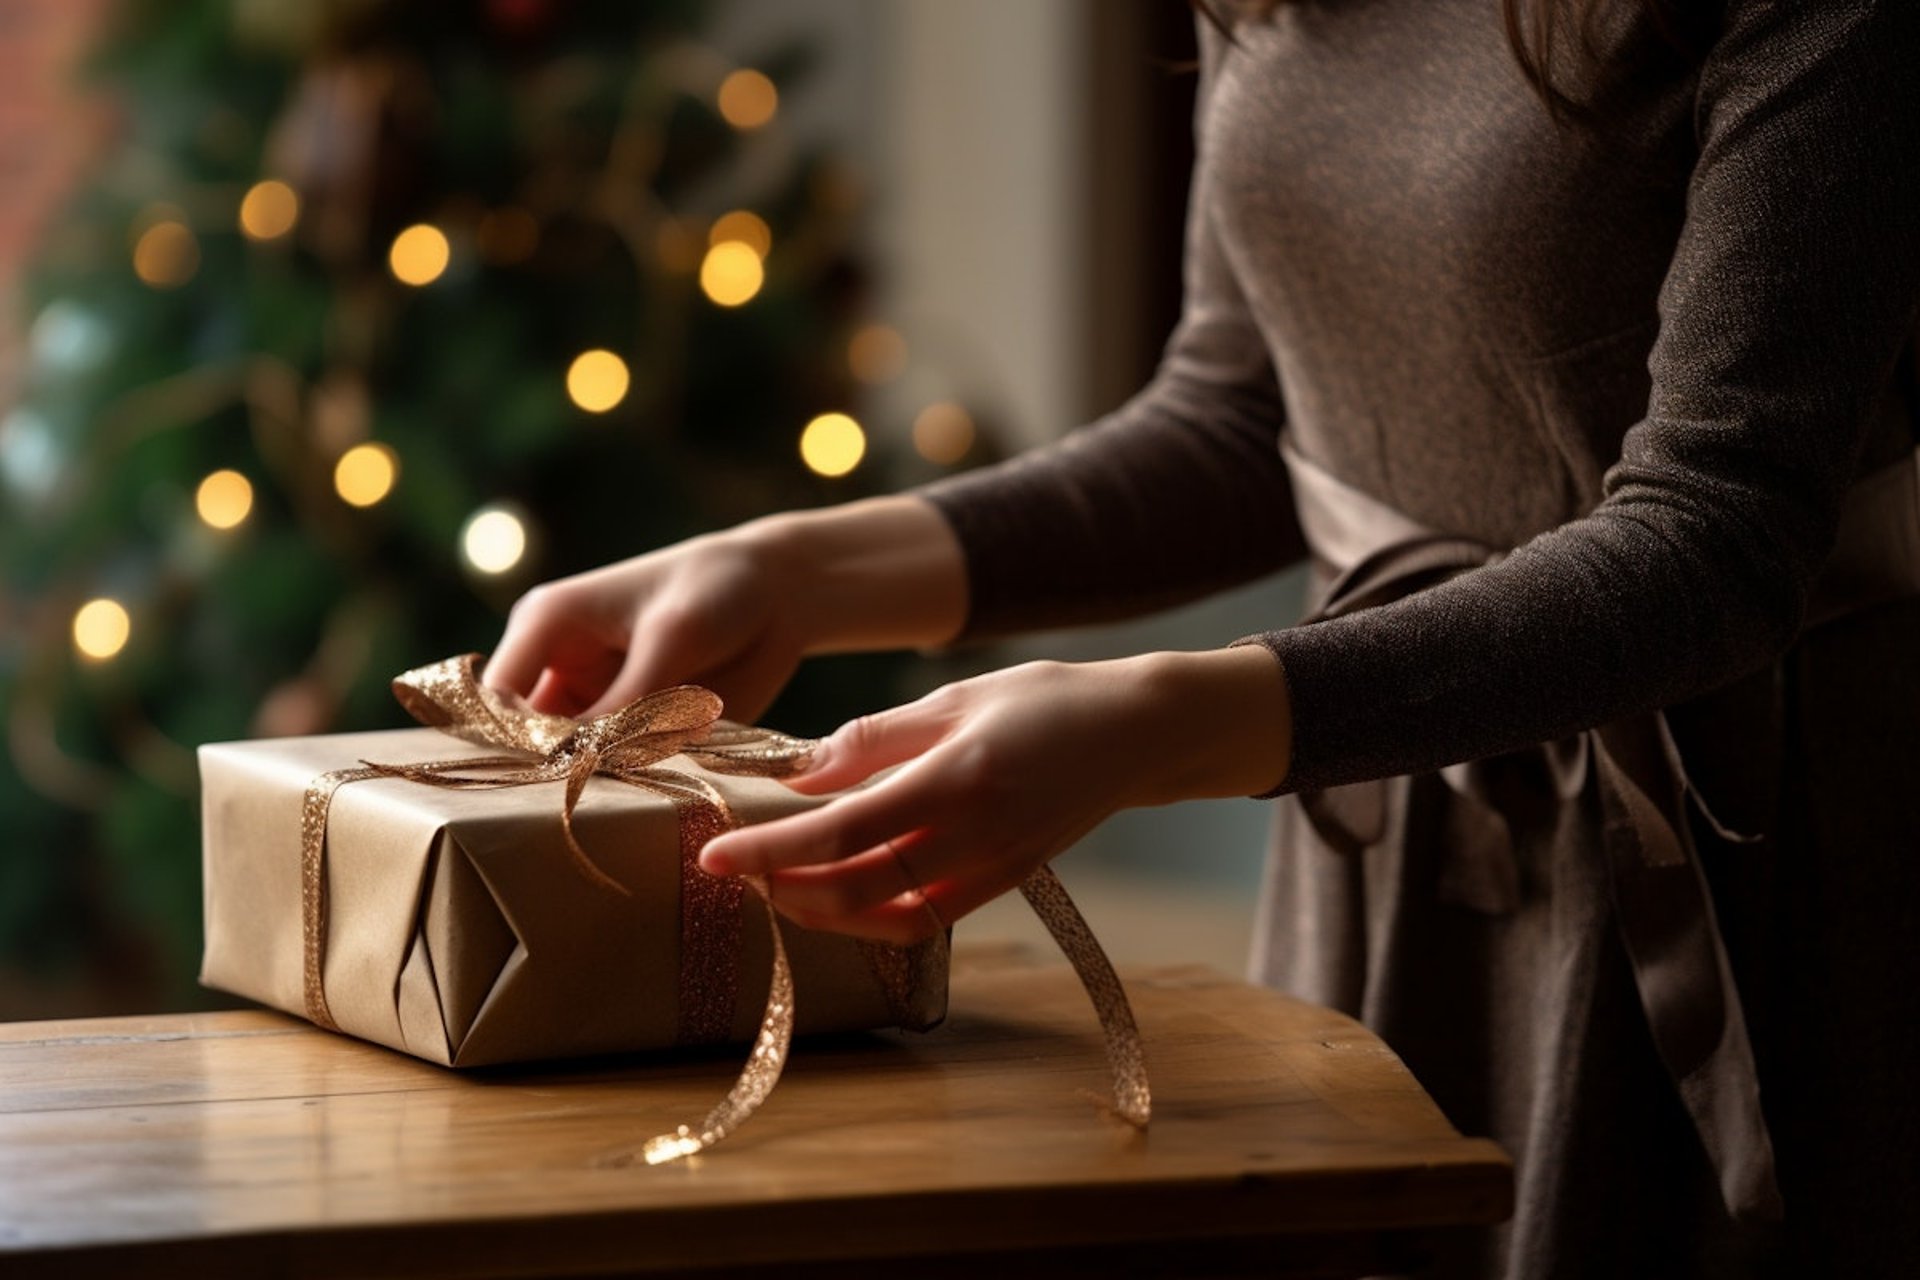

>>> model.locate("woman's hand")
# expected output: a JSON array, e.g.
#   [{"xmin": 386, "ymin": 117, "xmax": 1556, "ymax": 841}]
[
  {"xmin": 698, "ymin": 647, "xmax": 1292, "ymax": 943},
  {"xmin": 486, "ymin": 496, "xmax": 968, "ymax": 723}
]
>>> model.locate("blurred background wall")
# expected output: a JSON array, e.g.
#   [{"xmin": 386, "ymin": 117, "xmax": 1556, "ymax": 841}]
[{"xmin": 0, "ymin": 0, "xmax": 1301, "ymax": 1020}]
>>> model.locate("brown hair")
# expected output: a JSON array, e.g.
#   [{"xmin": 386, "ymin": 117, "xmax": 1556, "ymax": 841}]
[{"xmin": 1195, "ymin": 0, "xmax": 1713, "ymax": 118}]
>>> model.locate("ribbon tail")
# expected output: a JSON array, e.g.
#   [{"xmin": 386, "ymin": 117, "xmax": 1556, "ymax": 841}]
[
  {"xmin": 555, "ymin": 781, "xmax": 634, "ymax": 898},
  {"xmin": 639, "ymin": 875, "xmax": 795, "ymax": 1165},
  {"xmin": 1019, "ymin": 866, "xmax": 1151, "ymax": 1128},
  {"xmin": 1595, "ymin": 716, "xmax": 1783, "ymax": 1221},
  {"xmin": 1298, "ymin": 779, "xmax": 1390, "ymax": 857}
]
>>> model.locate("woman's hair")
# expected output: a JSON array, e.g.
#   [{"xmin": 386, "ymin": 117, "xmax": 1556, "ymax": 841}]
[{"xmin": 1195, "ymin": 0, "xmax": 1713, "ymax": 117}]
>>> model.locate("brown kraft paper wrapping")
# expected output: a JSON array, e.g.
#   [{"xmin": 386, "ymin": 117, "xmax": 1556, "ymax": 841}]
[{"xmin": 198, "ymin": 726, "xmax": 948, "ymax": 1068}]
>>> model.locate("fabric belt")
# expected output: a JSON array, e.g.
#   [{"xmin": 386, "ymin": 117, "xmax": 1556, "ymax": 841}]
[{"xmin": 1278, "ymin": 439, "xmax": 1920, "ymax": 1223}]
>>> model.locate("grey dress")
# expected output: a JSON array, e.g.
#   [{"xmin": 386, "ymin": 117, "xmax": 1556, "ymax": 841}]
[{"xmin": 920, "ymin": 2, "xmax": 1920, "ymax": 1277}]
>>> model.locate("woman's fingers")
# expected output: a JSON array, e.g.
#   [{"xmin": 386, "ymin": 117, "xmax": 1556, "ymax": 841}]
[
  {"xmin": 582, "ymin": 639, "xmax": 674, "ymax": 719},
  {"xmin": 489, "ymin": 584, "xmax": 644, "ymax": 713},
  {"xmin": 766, "ymin": 837, "xmax": 1020, "ymax": 946},
  {"xmin": 764, "ymin": 843, "xmax": 928, "ymax": 929},
  {"xmin": 485, "ymin": 592, "xmax": 572, "ymax": 697},
  {"xmin": 700, "ymin": 760, "xmax": 953, "ymax": 875},
  {"xmin": 685, "ymin": 637, "xmax": 798, "ymax": 727},
  {"xmin": 780, "ymin": 893, "xmax": 947, "ymax": 946},
  {"xmin": 784, "ymin": 697, "xmax": 958, "ymax": 795}
]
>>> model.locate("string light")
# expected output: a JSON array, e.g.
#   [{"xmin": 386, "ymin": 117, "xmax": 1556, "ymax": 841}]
[
  {"xmin": 238, "ymin": 180, "xmax": 300, "ymax": 241},
  {"xmin": 72, "ymin": 598, "xmax": 131, "ymax": 661},
  {"xmin": 717, "ymin": 69, "xmax": 778, "ymax": 130},
  {"xmin": 913, "ymin": 401, "xmax": 976, "ymax": 465},
  {"xmin": 334, "ymin": 443, "xmax": 398, "ymax": 507},
  {"xmin": 195, "ymin": 469, "xmax": 254, "ymax": 530},
  {"xmin": 566, "ymin": 350, "xmax": 630, "ymax": 414},
  {"xmin": 708, "ymin": 210, "xmax": 771, "ymax": 259},
  {"xmin": 799, "ymin": 412, "xmax": 866, "ymax": 478},
  {"xmin": 700, "ymin": 241, "xmax": 763, "ymax": 307},
  {"xmin": 133, "ymin": 220, "xmax": 199, "ymax": 288},
  {"xmin": 848, "ymin": 325, "xmax": 908, "ymax": 385},
  {"xmin": 0, "ymin": 408, "xmax": 61, "ymax": 500},
  {"xmin": 461, "ymin": 505, "xmax": 527, "ymax": 575},
  {"xmin": 388, "ymin": 224, "xmax": 450, "ymax": 286}
]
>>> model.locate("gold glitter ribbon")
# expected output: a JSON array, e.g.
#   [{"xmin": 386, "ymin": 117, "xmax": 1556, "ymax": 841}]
[{"xmin": 300, "ymin": 653, "xmax": 1150, "ymax": 1164}]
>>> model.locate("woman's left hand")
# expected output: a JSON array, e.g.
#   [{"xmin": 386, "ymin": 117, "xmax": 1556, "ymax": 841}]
[{"xmin": 697, "ymin": 647, "xmax": 1293, "ymax": 943}]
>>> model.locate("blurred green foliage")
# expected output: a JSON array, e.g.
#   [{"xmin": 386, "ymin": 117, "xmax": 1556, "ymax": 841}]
[{"xmin": 0, "ymin": 0, "xmax": 909, "ymax": 1016}]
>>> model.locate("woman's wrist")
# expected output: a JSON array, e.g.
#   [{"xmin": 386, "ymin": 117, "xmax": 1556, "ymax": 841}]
[
  {"xmin": 1120, "ymin": 646, "xmax": 1292, "ymax": 804},
  {"xmin": 740, "ymin": 496, "xmax": 969, "ymax": 657}
]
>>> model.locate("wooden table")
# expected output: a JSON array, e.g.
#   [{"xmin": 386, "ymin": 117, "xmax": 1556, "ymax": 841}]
[{"xmin": 0, "ymin": 958, "xmax": 1510, "ymax": 1277}]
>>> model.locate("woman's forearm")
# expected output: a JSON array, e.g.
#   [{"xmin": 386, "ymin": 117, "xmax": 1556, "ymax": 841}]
[
  {"xmin": 744, "ymin": 495, "xmax": 969, "ymax": 657},
  {"xmin": 1121, "ymin": 646, "xmax": 1294, "ymax": 803}
]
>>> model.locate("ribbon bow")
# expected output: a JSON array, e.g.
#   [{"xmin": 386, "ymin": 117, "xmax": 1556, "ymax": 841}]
[
  {"xmin": 299, "ymin": 655, "xmax": 1150, "ymax": 1165},
  {"xmin": 373, "ymin": 653, "xmax": 816, "ymax": 901}
]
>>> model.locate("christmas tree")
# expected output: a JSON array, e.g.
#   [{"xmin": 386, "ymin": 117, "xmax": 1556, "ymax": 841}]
[{"xmin": 0, "ymin": 0, "xmax": 986, "ymax": 1017}]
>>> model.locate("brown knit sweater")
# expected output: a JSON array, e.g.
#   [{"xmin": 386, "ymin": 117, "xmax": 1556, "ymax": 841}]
[{"xmin": 923, "ymin": 0, "xmax": 1919, "ymax": 796}]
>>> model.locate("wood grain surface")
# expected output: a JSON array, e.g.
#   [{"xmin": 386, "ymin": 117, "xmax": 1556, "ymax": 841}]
[{"xmin": 0, "ymin": 957, "xmax": 1510, "ymax": 1277}]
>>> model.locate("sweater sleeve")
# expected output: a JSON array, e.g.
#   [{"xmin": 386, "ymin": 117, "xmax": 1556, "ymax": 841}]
[
  {"xmin": 1253, "ymin": 0, "xmax": 1920, "ymax": 794},
  {"xmin": 916, "ymin": 25, "xmax": 1306, "ymax": 639}
]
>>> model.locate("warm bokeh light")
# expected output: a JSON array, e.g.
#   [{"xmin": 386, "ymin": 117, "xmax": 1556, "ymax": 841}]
[
  {"xmin": 133, "ymin": 221, "xmax": 200, "ymax": 288},
  {"xmin": 195, "ymin": 469, "xmax": 254, "ymax": 530},
  {"xmin": 461, "ymin": 506, "xmax": 528, "ymax": 575},
  {"xmin": 717, "ymin": 69, "xmax": 778, "ymax": 130},
  {"xmin": 238, "ymin": 180, "xmax": 300, "ymax": 241},
  {"xmin": 333, "ymin": 443, "xmax": 398, "ymax": 507},
  {"xmin": 912, "ymin": 401, "xmax": 976, "ymax": 465},
  {"xmin": 848, "ymin": 324, "xmax": 908, "ymax": 385},
  {"xmin": 388, "ymin": 223, "xmax": 451, "ymax": 286},
  {"xmin": 708, "ymin": 210, "xmax": 771, "ymax": 259},
  {"xmin": 566, "ymin": 349, "xmax": 631, "ymax": 414},
  {"xmin": 700, "ymin": 241, "xmax": 764, "ymax": 307},
  {"xmin": 799, "ymin": 412, "xmax": 866, "ymax": 478},
  {"xmin": 476, "ymin": 207, "xmax": 539, "ymax": 264},
  {"xmin": 72, "ymin": 598, "xmax": 131, "ymax": 661}
]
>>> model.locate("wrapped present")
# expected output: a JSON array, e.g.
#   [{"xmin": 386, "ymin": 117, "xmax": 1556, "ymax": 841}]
[{"xmin": 200, "ymin": 655, "xmax": 1142, "ymax": 1161}]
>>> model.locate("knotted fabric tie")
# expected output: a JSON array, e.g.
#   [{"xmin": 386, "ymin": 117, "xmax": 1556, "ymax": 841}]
[
  {"xmin": 300, "ymin": 654, "xmax": 1149, "ymax": 1164},
  {"xmin": 1277, "ymin": 443, "xmax": 1783, "ymax": 1221}
]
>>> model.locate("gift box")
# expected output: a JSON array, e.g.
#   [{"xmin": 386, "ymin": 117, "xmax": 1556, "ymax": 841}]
[{"xmin": 198, "ymin": 660, "xmax": 947, "ymax": 1071}]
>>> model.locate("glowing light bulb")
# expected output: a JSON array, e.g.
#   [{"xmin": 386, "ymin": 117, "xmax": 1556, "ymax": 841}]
[
  {"xmin": 799, "ymin": 412, "xmax": 866, "ymax": 478},
  {"xmin": 700, "ymin": 241, "xmax": 764, "ymax": 307},
  {"xmin": 912, "ymin": 401, "xmax": 976, "ymax": 465},
  {"xmin": 388, "ymin": 224, "xmax": 450, "ymax": 286},
  {"xmin": 73, "ymin": 598, "xmax": 131, "ymax": 661},
  {"xmin": 566, "ymin": 349, "xmax": 631, "ymax": 414},
  {"xmin": 708, "ymin": 210, "xmax": 771, "ymax": 259},
  {"xmin": 238, "ymin": 180, "xmax": 300, "ymax": 241},
  {"xmin": 195, "ymin": 469, "xmax": 254, "ymax": 530},
  {"xmin": 848, "ymin": 325, "xmax": 908, "ymax": 385},
  {"xmin": 133, "ymin": 221, "xmax": 200, "ymax": 288},
  {"xmin": 717, "ymin": 69, "xmax": 778, "ymax": 130},
  {"xmin": 461, "ymin": 505, "xmax": 528, "ymax": 575},
  {"xmin": 334, "ymin": 443, "xmax": 398, "ymax": 507}
]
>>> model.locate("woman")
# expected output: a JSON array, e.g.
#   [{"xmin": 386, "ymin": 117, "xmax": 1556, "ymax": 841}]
[{"xmin": 488, "ymin": 2, "xmax": 1919, "ymax": 1275}]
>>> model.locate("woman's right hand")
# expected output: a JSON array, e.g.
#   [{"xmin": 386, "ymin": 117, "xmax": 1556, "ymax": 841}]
[
  {"xmin": 484, "ymin": 495, "xmax": 969, "ymax": 724},
  {"xmin": 485, "ymin": 526, "xmax": 801, "ymax": 722}
]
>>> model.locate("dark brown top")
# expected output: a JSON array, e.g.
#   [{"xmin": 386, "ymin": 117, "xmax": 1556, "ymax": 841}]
[{"xmin": 921, "ymin": 0, "xmax": 1920, "ymax": 796}]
